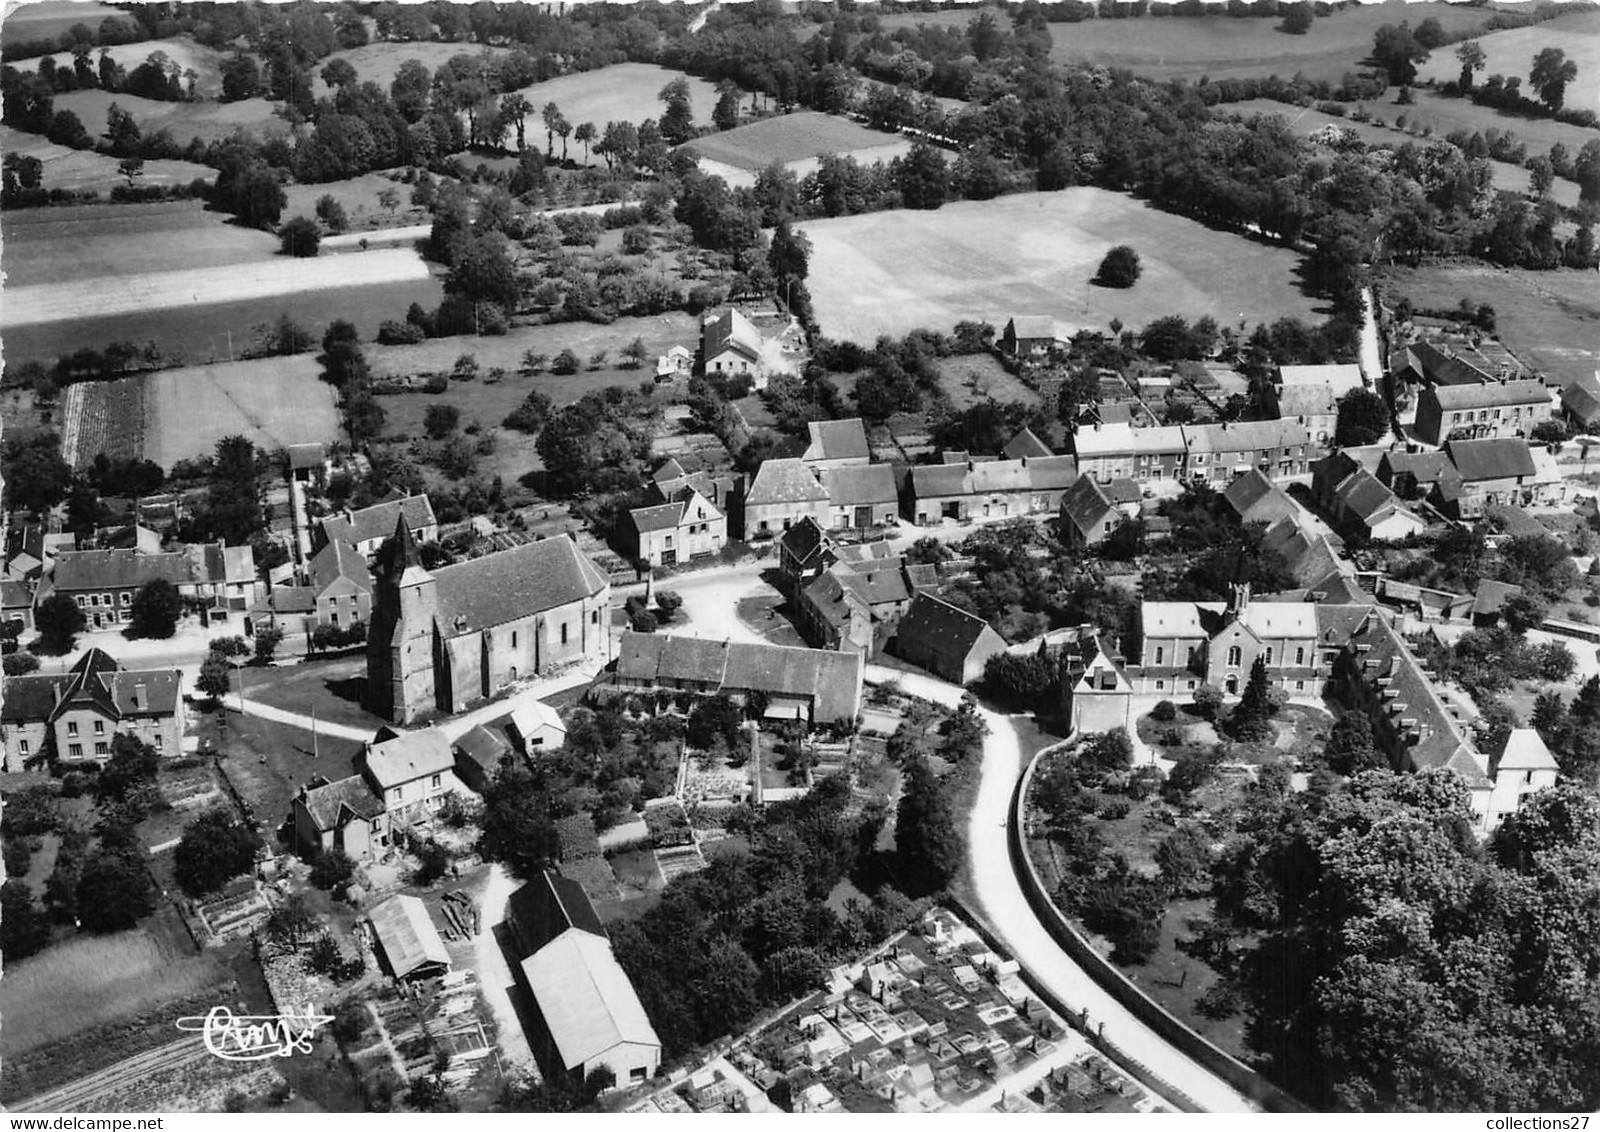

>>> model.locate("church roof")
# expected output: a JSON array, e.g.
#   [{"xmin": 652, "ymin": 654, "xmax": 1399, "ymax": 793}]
[{"xmin": 433, "ymin": 536, "xmax": 607, "ymax": 638}]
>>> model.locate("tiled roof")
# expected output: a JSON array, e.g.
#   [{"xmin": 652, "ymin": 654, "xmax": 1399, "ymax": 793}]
[
  {"xmin": 745, "ymin": 458, "xmax": 827, "ymax": 506},
  {"xmin": 968, "ymin": 459, "xmax": 1030, "ymax": 494},
  {"xmin": 1, "ymin": 651, "xmax": 179, "ymax": 723},
  {"xmin": 1027, "ymin": 454, "xmax": 1078, "ymax": 490},
  {"xmin": 432, "ymin": 536, "xmax": 607, "ymax": 637},
  {"xmin": 836, "ymin": 556, "xmax": 910, "ymax": 607},
  {"xmin": 1003, "ymin": 428, "xmax": 1052, "ymax": 460},
  {"xmin": 1224, "ymin": 469, "xmax": 1297, "ymax": 525},
  {"xmin": 894, "ymin": 593, "xmax": 1001, "ymax": 665},
  {"xmin": 616, "ymin": 632, "xmax": 862, "ymax": 720},
  {"xmin": 1427, "ymin": 380, "xmax": 1549, "ymax": 410},
  {"xmin": 820, "ymin": 464, "xmax": 897, "ymax": 508},
  {"xmin": 287, "ymin": 443, "xmax": 326, "ymax": 470},
  {"xmin": 1444, "ymin": 438, "xmax": 1536, "ymax": 483},
  {"xmin": 1060, "ymin": 476, "xmax": 1115, "ymax": 538},
  {"xmin": 1562, "ymin": 375, "xmax": 1600, "ymax": 425},
  {"xmin": 1183, "ymin": 419, "xmax": 1310, "ymax": 454},
  {"xmin": 369, "ymin": 894, "xmax": 449, "ymax": 978},
  {"xmin": 362, "ymin": 727, "xmax": 455, "ymax": 788},
  {"xmin": 1141, "ymin": 601, "xmax": 1224, "ymax": 639},
  {"xmin": 801, "ymin": 571, "xmax": 866, "ymax": 633},
  {"xmin": 1275, "ymin": 382, "xmax": 1338, "ymax": 418},
  {"xmin": 322, "ymin": 495, "xmax": 436, "ymax": 546},
  {"xmin": 1378, "ymin": 450, "xmax": 1453, "ymax": 486},
  {"xmin": 803, "ymin": 418, "xmax": 870, "ymax": 463},
  {"xmin": 629, "ymin": 500, "xmax": 684, "ymax": 535},
  {"xmin": 299, "ymin": 774, "xmax": 384, "ymax": 831},
  {"xmin": 779, "ymin": 516, "xmax": 827, "ymax": 562},
  {"xmin": 1332, "ymin": 469, "xmax": 1399, "ymax": 524},
  {"xmin": 1350, "ymin": 615, "xmax": 1478, "ymax": 774},
  {"xmin": 910, "ymin": 463, "xmax": 972, "ymax": 498},
  {"xmin": 1472, "ymin": 579, "xmax": 1522, "ymax": 618},
  {"xmin": 53, "ymin": 544, "xmax": 235, "ymax": 592},
  {"xmin": 1498, "ymin": 728, "xmax": 1557, "ymax": 772},
  {"xmin": 508, "ymin": 869, "xmax": 607, "ymax": 957},
  {"xmin": 309, "ymin": 539, "xmax": 372, "ymax": 594},
  {"xmin": 453, "ymin": 723, "xmax": 510, "ymax": 773},
  {"xmin": 1072, "ymin": 423, "xmax": 1187, "ymax": 458},
  {"xmin": 1410, "ymin": 342, "xmax": 1495, "ymax": 386},
  {"xmin": 702, "ymin": 308, "xmax": 763, "ymax": 363},
  {"xmin": 2, "ymin": 578, "xmax": 32, "ymax": 609},
  {"xmin": 1279, "ymin": 364, "xmax": 1363, "ymax": 395}
]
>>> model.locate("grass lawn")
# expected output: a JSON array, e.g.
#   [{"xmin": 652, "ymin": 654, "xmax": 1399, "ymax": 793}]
[
  {"xmin": 935, "ymin": 353, "xmax": 1041, "ymax": 411},
  {"xmin": 1414, "ymin": 9, "xmax": 1600, "ymax": 114},
  {"xmin": 233, "ymin": 655, "xmax": 382, "ymax": 736},
  {"xmin": 507, "ymin": 63, "xmax": 724, "ymax": 153},
  {"xmin": 51, "ymin": 89, "xmax": 288, "ymax": 146},
  {"xmin": 1383, "ymin": 264, "xmax": 1600, "ymax": 391},
  {"xmin": 686, "ymin": 110, "xmax": 906, "ymax": 172},
  {"xmin": 0, "ymin": 125, "xmax": 213, "ymax": 196},
  {"xmin": 31, "ymin": 36, "xmax": 231, "ymax": 99},
  {"xmin": 2, "ymin": 0, "xmax": 136, "ymax": 41},
  {"xmin": 1221, "ymin": 101, "xmax": 1582, "ymax": 210},
  {"xmin": 799, "ymin": 188, "xmax": 1322, "ymax": 345},
  {"xmin": 1047, "ymin": 0, "xmax": 1491, "ymax": 85}
]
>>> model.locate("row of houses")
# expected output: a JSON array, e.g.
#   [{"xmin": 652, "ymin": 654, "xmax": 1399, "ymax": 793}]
[{"xmin": 1069, "ymin": 418, "xmax": 1314, "ymax": 485}]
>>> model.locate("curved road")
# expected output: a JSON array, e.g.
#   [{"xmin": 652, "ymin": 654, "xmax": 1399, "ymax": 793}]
[{"xmin": 865, "ymin": 664, "xmax": 1256, "ymax": 1113}]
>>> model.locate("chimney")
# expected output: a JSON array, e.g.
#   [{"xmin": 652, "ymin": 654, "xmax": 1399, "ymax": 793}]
[
  {"xmin": 1227, "ymin": 582, "xmax": 1251, "ymax": 618},
  {"xmin": 132, "ymin": 683, "xmax": 146, "ymax": 711}
]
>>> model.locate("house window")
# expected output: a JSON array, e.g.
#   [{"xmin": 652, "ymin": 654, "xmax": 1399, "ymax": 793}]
[
  {"xmin": 631, "ymin": 1067, "xmax": 648, "ymax": 1084},
  {"xmin": 69, "ymin": 743, "xmax": 82, "ymax": 758},
  {"xmin": 560, "ymin": 623, "xmax": 569, "ymax": 645},
  {"xmin": 95, "ymin": 742, "xmax": 108, "ymax": 757},
  {"xmin": 512, "ymin": 631, "xmax": 518, "ymax": 649},
  {"xmin": 18, "ymin": 740, "xmax": 29, "ymax": 755},
  {"xmin": 76, "ymin": 595, "xmax": 85, "ymax": 607},
  {"xmin": 1264, "ymin": 648, "xmax": 1274, "ymax": 665},
  {"xmin": 664, "ymin": 534, "xmax": 673, "ymax": 548},
  {"xmin": 1156, "ymin": 679, "xmax": 1166, "ymax": 691},
  {"xmin": 1154, "ymin": 647, "xmax": 1164, "ymax": 665},
  {"xmin": 1193, "ymin": 454, "xmax": 1206, "ymax": 465},
  {"xmin": 1295, "ymin": 680, "xmax": 1305, "ymax": 691},
  {"xmin": 431, "ymin": 774, "xmax": 441, "ymax": 789},
  {"xmin": 154, "ymin": 735, "xmax": 163, "ymax": 752},
  {"xmin": 591, "ymin": 610, "xmax": 599, "ymax": 624},
  {"xmin": 1295, "ymin": 647, "xmax": 1306, "ymax": 665},
  {"xmin": 121, "ymin": 592, "xmax": 132, "ymax": 607},
  {"xmin": 394, "ymin": 784, "xmax": 404, "ymax": 800},
  {"xmin": 103, "ymin": 592, "xmax": 112, "ymax": 606},
  {"xmin": 94, "ymin": 720, "xmax": 104, "ymax": 735},
  {"xmin": 1226, "ymin": 646, "xmax": 1242, "ymax": 666},
  {"xmin": 1187, "ymin": 680, "xmax": 1197, "ymax": 690},
  {"xmin": 67, "ymin": 721, "xmax": 78, "ymax": 737}
]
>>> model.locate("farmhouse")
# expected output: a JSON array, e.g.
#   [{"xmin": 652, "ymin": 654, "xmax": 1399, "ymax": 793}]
[
  {"xmin": 1376, "ymin": 449, "xmax": 1459, "ymax": 499},
  {"xmin": 794, "ymin": 551, "xmax": 913, "ymax": 655},
  {"xmin": 821, "ymin": 464, "xmax": 899, "ymax": 533},
  {"xmin": 368, "ymin": 895, "xmax": 450, "ymax": 981},
  {"xmin": 1278, "ymin": 363, "xmax": 1364, "ymax": 399},
  {"xmin": 360, "ymin": 726, "xmax": 463, "ymax": 819},
  {"xmin": 742, "ymin": 458, "xmax": 830, "ymax": 540},
  {"xmin": 1264, "ymin": 382, "xmax": 1339, "ymax": 446},
  {"xmin": 1390, "ymin": 341, "xmax": 1498, "ymax": 388},
  {"xmin": 625, "ymin": 484, "xmax": 727, "ymax": 569},
  {"xmin": 1070, "ymin": 422, "xmax": 1186, "ymax": 484},
  {"xmin": 615, "ymin": 632, "xmax": 864, "ymax": 725},
  {"xmin": 701, "ymin": 308, "xmax": 766, "ymax": 383},
  {"xmin": 1435, "ymin": 438, "xmax": 1538, "ymax": 520},
  {"xmin": 777, "ymin": 518, "xmax": 834, "ymax": 592},
  {"xmin": 49, "ymin": 541, "xmax": 257, "ymax": 631},
  {"xmin": 1183, "ymin": 419, "xmax": 1310, "ymax": 482},
  {"xmin": 1560, "ymin": 373, "xmax": 1600, "ymax": 432},
  {"xmin": 891, "ymin": 593, "xmax": 1007, "ymax": 685},
  {"xmin": 1329, "ymin": 468, "xmax": 1427, "ymax": 542},
  {"xmin": 801, "ymin": 418, "xmax": 871, "ymax": 469},
  {"xmin": 318, "ymin": 494, "xmax": 438, "ymax": 560},
  {"xmin": 1, "ymin": 648, "xmax": 184, "ymax": 772},
  {"xmin": 999, "ymin": 316, "xmax": 1057, "ymax": 358},
  {"xmin": 367, "ymin": 521, "xmax": 611, "ymax": 722},
  {"xmin": 1003, "ymin": 427, "xmax": 1053, "ymax": 460},
  {"xmin": 904, "ymin": 455, "xmax": 1076, "ymax": 525},
  {"xmin": 292, "ymin": 773, "xmax": 386, "ymax": 861},
  {"xmin": 1413, "ymin": 380, "xmax": 1552, "ymax": 446}
]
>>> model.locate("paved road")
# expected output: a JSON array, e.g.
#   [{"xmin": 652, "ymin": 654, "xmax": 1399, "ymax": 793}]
[{"xmin": 863, "ymin": 664, "xmax": 1256, "ymax": 1113}]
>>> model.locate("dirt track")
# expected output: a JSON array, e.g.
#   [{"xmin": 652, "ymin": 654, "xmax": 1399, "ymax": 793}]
[{"xmin": 1, "ymin": 248, "xmax": 432, "ymax": 327}]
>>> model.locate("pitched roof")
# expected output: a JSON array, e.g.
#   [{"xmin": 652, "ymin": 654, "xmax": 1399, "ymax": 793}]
[
  {"xmin": 910, "ymin": 462, "xmax": 972, "ymax": 497},
  {"xmin": 369, "ymin": 895, "xmax": 450, "ymax": 979},
  {"xmin": 1275, "ymin": 382, "xmax": 1338, "ymax": 418},
  {"xmin": 432, "ymin": 536, "xmax": 607, "ymax": 637},
  {"xmin": 322, "ymin": 495, "xmax": 436, "ymax": 546},
  {"xmin": 1072, "ymin": 422, "xmax": 1187, "ymax": 458},
  {"xmin": 1349, "ymin": 615, "xmax": 1477, "ymax": 774},
  {"xmin": 820, "ymin": 464, "xmax": 897, "ymax": 508},
  {"xmin": 1378, "ymin": 449, "xmax": 1454, "ymax": 486},
  {"xmin": 778, "ymin": 516, "xmax": 828, "ymax": 563},
  {"xmin": 1141, "ymin": 601, "xmax": 1225, "ymax": 639},
  {"xmin": 1409, "ymin": 342, "xmax": 1495, "ymax": 386},
  {"xmin": 362, "ymin": 727, "xmax": 455, "ymax": 788},
  {"xmin": 1060, "ymin": 475, "xmax": 1115, "ymax": 538},
  {"xmin": 1026, "ymin": 454, "xmax": 1078, "ymax": 490},
  {"xmin": 702, "ymin": 308, "xmax": 763, "ymax": 362},
  {"xmin": 509, "ymin": 699, "xmax": 567, "ymax": 740},
  {"xmin": 308, "ymin": 539, "xmax": 372, "ymax": 595},
  {"xmin": 298, "ymin": 774, "xmax": 385, "ymax": 831},
  {"xmin": 508, "ymin": 869, "xmax": 607, "ymax": 957},
  {"xmin": 1183, "ymin": 419, "xmax": 1310, "ymax": 454},
  {"xmin": 801, "ymin": 570, "xmax": 869, "ymax": 633},
  {"xmin": 1, "ymin": 577, "xmax": 32, "ymax": 610},
  {"xmin": 894, "ymin": 593, "xmax": 1001, "ymax": 664},
  {"xmin": 286, "ymin": 443, "xmax": 326, "ymax": 471},
  {"xmin": 803, "ymin": 418, "xmax": 870, "ymax": 464},
  {"xmin": 52, "ymin": 543, "xmax": 239, "ymax": 592},
  {"xmin": 1236, "ymin": 601, "xmax": 1317, "ymax": 639},
  {"xmin": 1003, "ymin": 428, "xmax": 1052, "ymax": 460},
  {"xmin": 744, "ymin": 458, "xmax": 827, "ymax": 506},
  {"xmin": 1562, "ymin": 374, "xmax": 1600, "ymax": 425},
  {"xmin": 1498, "ymin": 728, "xmax": 1558, "ymax": 772},
  {"xmin": 836, "ymin": 556, "xmax": 910, "ymax": 607},
  {"xmin": 1444, "ymin": 438, "xmax": 1536, "ymax": 483},
  {"xmin": 629, "ymin": 500, "xmax": 685, "ymax": 535},
  {"xmin": 1332, "ymin": 468, "xmax": 1400, "ymax": 524},
  {"xmin": 1473, "ymin": 579, "xmax": 1523, "ymax": 618},
  {"xmin": 968, "ymin": 458, "xmax": 1030, "ymax": 494},
  {"xmin": 1427, "ymin": 380, "xmax": 1549, "ymax": 411},
  {"xmin": 1224, "ymin": 468, "xmax": 1297, "ymax": 525},
  {"xmin": 1006, "ymin": 315, "xmax": 1056, "ymax": 341},
  {"xmin": 453, "ymin": 723, "xmax": 510, "ymax": 774},
  {"xmin": 616, "ymin": 632, "xmax": 862, "ymax": 720},
  {"xmin": 1, "ymin": 674, "xmax": 67, "ymax": 722},
  {"xmin": 521, "ymin": 931, "xmax": 660, "ymax": 1070}
]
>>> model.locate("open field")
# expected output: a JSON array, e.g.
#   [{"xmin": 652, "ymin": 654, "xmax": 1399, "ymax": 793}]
[
  {"xmin": 935, "ymin": 354, "xmax": 1042, "ymax": 410},
  {"xmin": 281, "ymin": 171, "xmax": 429, "ymax": 232},
  {"xmin": 1222, "ymin": 100, "xmax": 1583, "ymax": 209},
  {"xmin": 30, "ymin": 36, "xmax": 230, "ymax": 99},
  {"xmin": 1415, "ymin": 9, "xmax": 1600, "ymax": 112},
  {"xmin": 799, "ymin": 188, "xmax": 1321, "ymax": 345},
  {"xmin": 2, "ymin": 245, "xmax": 432, "ymax": 327},
  {"xmin": 686, "ymin": 110, "xmax": 905, "ymax": 171},
  {"xmin": 139, "ymin": 355, "xmax": 342, "ymax": 467},
  {"xmin": 1401, "ymin": 88, "xmax": 1600, "ymax": 157},
  {"xmin": 2, "ymin": 200, "xmax": 277, "ymax": 288},
  {"xmin": 0, "ymin": 928, "xmax": 230, "ymax": 1060},
  {"xmin": 1383, "ymin": 264, "xmax": 1600, "ymax": 391},
  {"xmin": 3, "ymin": 276, "xmax": 446, "ymax": 368},
  {"xmin": 1, "ymin": 0, "xmax": 136, "ymax": 43},
  {"xmin": 508, "ymin": 63, "xmax": 724, "ymax": 152},
  {"xmin": 0, "ymin": 125, "xmax": 213, "ymax": 195},
  {"xmin": 1046, "ymin": 0, "xmax": 1490, "ymax": 84},
  {"xmin": 697, "ymin": 137, "xmax": 913, "ymax": 190},
  {"xmin": 311, "ymin": 40, "xmax": 511, "ymax": 97},
  {"xmin": 51, "ymin": 89, "xmax": 287, "ymax": 146}
]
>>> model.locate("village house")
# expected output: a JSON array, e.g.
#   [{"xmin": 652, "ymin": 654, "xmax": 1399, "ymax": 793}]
[
  {"xmin": 1375, "ymin": 448, "xmax": 1458, "ymax": 499},
  {"xmin": 318, "ymin": 494, "xmax": 438, "ymax": 560},
  {"xmin": 655, "ymin": 344, "xmax": 693, "ymax": 382},
  {"xmin": 650, "ymin": 455, "xmax": 740, "ymax": 514},
  {"xmin": 1, "ymin": 648, "xmax": 184, "ymax": 771},
  {"xmin": 890, "ymin": 593, "xmax": 1008, "ymax": 685},
  {"xmin": 801, "ymin": 418, "xmax": 871, "ymax": 470},
  {"xmin": 252, "ymin": 536, "xmax": 375, "ymax": 638},
  {"xmin": 794, "ymin": 549, "xmax": 914, "ymax": 655},
  {"xmin": 1129, "ymin": 584, "xmax": 1372, "ymax": 697},
  {"xmin": 1329, "ymin": 468, "xmax": 1427, "ymax": 542},
  {"xmin": 624, "ymin": 484, "xmax": 727, "ymax": 569},
  {"xmin": 1560, "ymin": 372, "xmax": 1600, "ymax": 433},
  {"xmin": 3, "ymin": 577, "xmax": 34, "ymax": 633},
  {"xmin": 777, "ymin": 518, "xmax": 837, "ymax": 592},
  {"xmin": 1058, "ymin": 633, "xmax": 1134, "ymax": 733},
  {"xmin": 1224, "ymin": 468, "xmax": 1299, "ymax": 527},
  {"xmin": 1070, "ymin": 422, "xmax": 1187, "ymax": 484},
  {"xmin": 904, "ymin": 455, "xmax": 1077, "ymax": 525},
  {"xmin": 1183, "ymin": 419, "xmax": 1311, "ymax": 483},
  {"xmin": 1263, "ymin": 376, "xmax": 1342, "ymax": 447},
  {"xmin": 367, "ymin": 521, "xmax": 611, "ymax": 723},
  {"xmin": 821, "ymin": 464, "xmax": 899, "ymax": 534},
  {"xmin": 291, "ymin": 724, "xmax": 464, "ymax": 860},
  {"xmin": 742, "ymin": 458, "xmax": 831, "ymax": 540},
  {"xmin": 615, "ymin": 632, "xmax": 864, "ymax": 725},
  {"xmin": 701, "ymin": 308, "xmax": 767, "ymax": 386},
  {"xmin": 451, "ymin": 723, "xmax": 512, "ymax": 793},
  {"xmin": 1003, "ymin": 427, "xmax": 1053, "ymax": 460},
  {"xmin": 1487, "ymin": 728, "xmax": 1560, "ymax": 829},
  {"xmin": 510, "ymin": 871, "xmax": 661, "ymax": 1089},
  {"xmin": 292, "ymin": 774, "xmax": 387, "ymax": 861},
  {"xmin": 49, "ymin": 541, "xmax": 257, "ymax": 631},
  {"xmin": 1434, "ymin": 438, "xmax": 1538, "ymax": 520},
  {"xmin": 286, "ymin": 443, "xmax": 331, "ymax": 489},
  {"xmin": 1413, "ymin": 380, "xmax": 1553, "ymax": 446},
  {"xmin": 1390, "ymin": 340, "xmax": 1500, "ymax": 388},
  {"xmin": 1059, "ymin": 475, "xmax": 1132, "ymax": 549},
  {"xmin": 1278, "ymin": 362, "xmax": 1364, "ymax": 398},
  {"xmin": 999, "ymin": 316, "xmax": 1057, "ymax": 358}
]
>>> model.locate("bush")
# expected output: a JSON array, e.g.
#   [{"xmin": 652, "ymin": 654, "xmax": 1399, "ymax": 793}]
[
  {"xmin": 1151, "ymin": 699, "xmax": 1177, "ymax": 722},
  {"xmin": 550, "ymin": 348, "xmax": 581, "ymax": 375},
  {"xmin": 309, "ymin": 846, "xmax": 355, "ymax": 890},
  {"xmin": 278, "ymin": 215, "xmax": 321, "ymax": 257},
  {"xmin": 377, "ymin": 319, "xmax": 426, "ymax": 345},
  {"xmin": 3, "ymin": 651, "xmax": 40, "ymax": 676},
  {"xmin": 1095, "ymin": 245, "xmax": 1141, "ymax": 288}
]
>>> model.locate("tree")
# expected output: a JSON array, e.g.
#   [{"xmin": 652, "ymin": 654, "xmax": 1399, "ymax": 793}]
[
  {"xmin": 253, "ymin": 624, "xmax": 285, "ymax": 664},
  {"xmin": 896, "ymin": 754, "xmax": 963, "ymax": 895},
  {"xmin": 197, "ymin": 652, "xmax": 231, "ymax": 703},
  {"xmin": 77, "ymin": 847, "xmax": 154, "ymax": 932},
  {"xmin": 424, "ymin": 403, "xmax": 461, "ymax": 439},
  {"xmin": 550, "ymin": 348, "xmax": 580, "ymax": 375},
  {"xmin": 713, "ymin": 81, "xmax": 740, "ymax": 130},
  {"xmin": 658, "ymin": 76, "xmax": 694, "ymax": 145},
  {"xmin": 622, "ymin": 337, "xmax": 649, "ymax": 369},
  {"xmin": 315, "ymin": 193, "xmax": 349, "ymax": 233},
  {"xmin": 279, "ymin": 215, "xmax": 321, "ymax": 258},
  {"xmin": 1334, "ymin": 387, "xmax": 1391, "ymax": 446},
  {"xmin": 1, "ymin": 880, "xmax": 50, "ymax": 960},
  {"xmin": 1281, "ymin": 2, "xmax": 1313, "ymax": 35},
  {"xmin": 4, "ymin": 652, "xmax": 40, "ymax": 677},
  {"xmin": 34, "ymin": 593, "xmax": 87, "ymax": 655},
  {"xmin": 1456, "ymin": 39, "xmax": 1486, "ymax": 89},
  {"xmin": 220, "ymin": 52, "xmax": 262, "ymax": 101},
  {"xmin": 1529, "ymin": 47, "xmax": 1579, "ymax": 112},
  {"xmin": 895, "ymin": 141, "xmax": 949, "ymax": 210},
  {"xmin": 687, "ymin": 693, "xmax": 744, "ymax": 750},
  {"xmin": 99, "ymin": 734, "xmax": 160, "ymax": 804},
  {"xmin": 3, "ymin": 433, "xmax": 73, "ymax": 513},
  {"xmin": 655, "ymin": 590, "xmax": 684, "ymax": 623},
  {"xmin": 266, "ymin": 892, "xmax": 318, "ymax": 948},
  {"xmin": 1193, "ymin": 682, "xmax": 1223, "ymax": 719},
  {"xmin": 1095, "ymin": 245, "xmax": 1141, "ymax": 288},
  {"xmin": 117, "ymin": 156, "xmax": 144, "ymax": 189},
  {"xmin": 129, "ymin": 579, "xmax": 181, "ymax": 638},
  {"xmin": 1083, "ymin": 727, "xmax": 1135, "ymax": 773},
  {"xmin": 214, "ymin": 157, "xmax": 285, "ymax": 228},
  {"xmin": 573, "ymin": 120, "xmax": 596, "ymax": 165},
  {"xmin": 174, "ymin": 809, "xmax": 260, "ymax": 896},
  {"xmin": 1371, "ymin": 21, "xmax": 1428, "ymax": 86},
  {"xmin": 309, "ymin": 847, "xmax": 354, "ymax": 891},
  {"xmin": 1229, "ymin": 656, "xmax": 1275, "ymax": 742},
  {"xmin": 1324, "ymin": 710, "xmax": 1384, "ymax": 775},
  {"xmin": 503, "ymin": 389, "xmax": 552, "ymax": 434},
  {"xmin": 478, "ymin": 763, "xmax": 560, "ymax": 881}
]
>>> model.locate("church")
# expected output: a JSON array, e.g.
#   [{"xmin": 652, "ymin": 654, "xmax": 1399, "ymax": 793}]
[{"xmin": 367, "ymin": 519, "xmax": 612, "ymax": 722}]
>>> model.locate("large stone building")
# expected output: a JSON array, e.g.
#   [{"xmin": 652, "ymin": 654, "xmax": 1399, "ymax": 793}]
[
  {"xmin": 1413, "ymin": 380, "xmax": 1552, "ymax": 446},
  {"xmin": 615, "ymin": 632, "xmax": 863, "ymax": 725},
  {"xmin": 367, "ymin": 521, "xmax": 611, "ymax": 722},
  {"xmin": 50, "ymin": 542, "xmax": 256, "ymax": 631},
  {"xmin": 1, "ymin": 648, "xmax": 184, "ymax": 771},
  {"xmin": 318, "ymin": 494, "xmax": 439, "ymax": 560}
]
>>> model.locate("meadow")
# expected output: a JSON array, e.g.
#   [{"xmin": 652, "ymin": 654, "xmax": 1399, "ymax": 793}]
[
  {"xmin": 0, "ymin": 126, "xmax": 213, "ymax": 195},
  {"xmin": 798, "ymin": 188, "xmax": 1322, "ymax": 345},
  {"xmin": 51, "ymin": 88, "xmax": 287, "ymax": 146},
  {"xmin": 281, "ymin": 171, "xmax": 426, "ymax": 231},
  {"xmin": 1403, "ymin": 87, "xmax": 1600, "ymax": 157},
  {"xmin": 1384, "ymin": 264, "xmax": 1600, "ymax": 392},
  {"xmin": 140, "ymin": 355, "xmax": 343, "ymax": 467},
  {"xmin": 686, "ymin": 110, "xmax": 906, "ymax": 171},
  {"xmin": 1044, "ymin": 0, "xmax": 1489, "ymax": 84},
  {"xmin": 30, "ymin": 36, "xmax": 229, "ymax": 99},
  {"xmin": 1414, "ymin": 9, "xmax": 1600, "ymax": 111},
  {"xmin": 0, "ymin": 0, "xmax": 135, "ymax": 43},
  {"xmin": 508, "ymin": 63, "xmax": 724, "ymax": 153},
  {"xmin": 311, "ymin": 40, "xmax": 511, "ymax": 96}
]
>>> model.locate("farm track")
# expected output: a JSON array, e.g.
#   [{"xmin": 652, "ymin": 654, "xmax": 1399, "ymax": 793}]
[
  {"xmin": 12, "ymin": 1037, "xmax": 209, "ymax": 1112},
  {"xmin": 59, "ymin": 380, "xmax": 85, "ymax": 468}
]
